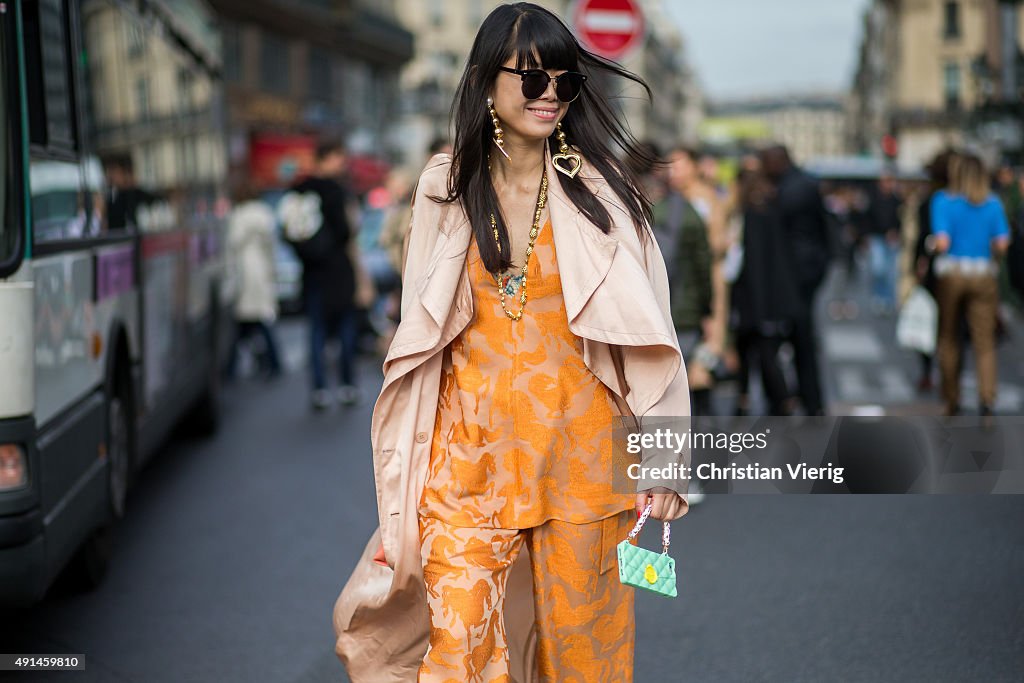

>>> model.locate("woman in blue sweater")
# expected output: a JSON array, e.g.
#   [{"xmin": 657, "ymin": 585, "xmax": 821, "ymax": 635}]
[{"xmin": 931, "ymin": 154, "xmax": 1011, "ymax": 416}]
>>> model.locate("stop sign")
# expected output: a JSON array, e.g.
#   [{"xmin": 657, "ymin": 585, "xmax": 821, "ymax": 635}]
[{"xmin": 573, "ymin": 0, "xmax": 645, "ymax": 60}]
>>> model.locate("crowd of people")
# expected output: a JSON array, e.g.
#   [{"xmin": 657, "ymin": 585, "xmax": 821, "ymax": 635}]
[
  {"xmin": 822, "ymin": 152, "xmax": 1023, "ymax": 415},
  {"xmin": 635, "ymin": 143, "xmax": 832, "ymax": 421},
  {"xmin": 223, "ymin": 137, "xmax": 1023, "ymax": 421},
  {"xmin": 222, "ymin": 138, "xmax": 451, "ymax": 412}
]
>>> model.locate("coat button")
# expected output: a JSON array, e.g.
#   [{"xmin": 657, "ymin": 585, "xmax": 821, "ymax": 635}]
[{"xmin": 415, "ymin": 432, "xmax": 428, "ymax": 443}]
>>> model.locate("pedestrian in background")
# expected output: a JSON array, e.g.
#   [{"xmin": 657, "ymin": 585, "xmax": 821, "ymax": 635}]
[
  {"xmin": 866, "ymin": 173, "xmax": 903, "ymax": 314},
  {"xmin": 908, "ymin": 149, "xmax": 958, "ymax": 393},
  {"xmin": 730, "ymin": 162, "xmax": 800, "ymax": 416},
  {"xmin": 666, "ymin": 146, "xmax": 714, "ymax": 418},
  {"xmin": 358, "ymin": 170, "xmax": 409, "ymax": 353},
  {"xmin": 932, "ymin": 153, "xmax": 1011, "ymax": 416},
  {"xmin": 334, "ymin": 4, "xmax": 690, "ymax": 681},
  {"xmin": 698, "ymin": 150, "xmax": 728, "ymax": 200},
  {"xmin": 667, "ymin": 145, "xmax": 728, "ymax": 401},
  {"xmin": 283, "ymin": 140, "xmax": 362, "ymax": 410},
  {"xmin": 225, "ymin": 181, "xmax": 282, "ymax": 380},
  {"xmin": 823, "ymin": 183, "xmax": 861, "ymax": 320},
  {"xmin": 760, "ymin": 144, "xmax": 831, "ymax": 416},
  {"xmin": 377, "ymin": 137, "xmax": 453, "ymax": 323},
  {"xmin": 993, "ymin": 163, "xmax": 1024, "ymax": 308}
]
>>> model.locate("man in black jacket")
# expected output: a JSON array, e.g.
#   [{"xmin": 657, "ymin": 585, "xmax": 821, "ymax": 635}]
[
  {"xmin": 761, "ymin": 145, "xmax": 831, "ymax": 416},
  {"xmin": 286, "ymin": 140, "xmax": 359, "ymax": 410}
]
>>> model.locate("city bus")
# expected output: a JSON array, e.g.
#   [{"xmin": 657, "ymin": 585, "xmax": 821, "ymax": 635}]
[{"xmin": 0, "ymin": 0, "xmax": 231, "ymax": 604}]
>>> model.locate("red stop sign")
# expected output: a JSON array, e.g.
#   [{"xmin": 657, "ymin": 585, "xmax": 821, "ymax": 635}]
[{"xmin": 573, "ymin": 0, "xmax": 645, "ymax": 60}]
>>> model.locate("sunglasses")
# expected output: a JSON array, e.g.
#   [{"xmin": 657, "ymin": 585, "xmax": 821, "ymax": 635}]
[{"xmin": 498, "ymin": 66, "xmax": 587, "ymax": 103}]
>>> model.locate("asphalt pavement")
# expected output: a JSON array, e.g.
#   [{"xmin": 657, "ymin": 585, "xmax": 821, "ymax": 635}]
[{"xmin": 2, "ymin": 315, "xmax": 1023, "ymax": 682}]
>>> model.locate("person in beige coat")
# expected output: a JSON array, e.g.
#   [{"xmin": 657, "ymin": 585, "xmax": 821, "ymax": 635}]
[
  {"xmin": 225, "ymin": 185, "xmax": 281, "ymax": 379},
  {"xmin": 334, "ymin": 4, "xmax": 691, "ymax": 681}
]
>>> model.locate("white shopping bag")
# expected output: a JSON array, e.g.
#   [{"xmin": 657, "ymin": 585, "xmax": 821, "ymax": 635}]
[{"xmin": 896, "ymin": 285, "xmax": 938, "ymax": 355}]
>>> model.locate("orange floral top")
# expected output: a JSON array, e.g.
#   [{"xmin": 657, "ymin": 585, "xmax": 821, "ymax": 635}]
[{"xmin": 418, "ymin": 218, "xmax": 635, "ymax": 529}]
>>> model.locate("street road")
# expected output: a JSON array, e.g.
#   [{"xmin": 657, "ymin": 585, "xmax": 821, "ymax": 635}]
[{"xmin": 2, "ymin": 318, "xmax": 1023, "ymax": 682}]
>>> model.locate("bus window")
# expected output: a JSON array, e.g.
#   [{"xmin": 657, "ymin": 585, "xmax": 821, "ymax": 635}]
[
  {"xmin": 22, "ymin": 0, "xmax": 78, "ymax": 152},
  {"xmin": 22, "ymin": 0, "xmax": 92, "ymax": 244},
  {"xmin": 29, "ymin": 160, "xmax": 83, "ymax": 242}
]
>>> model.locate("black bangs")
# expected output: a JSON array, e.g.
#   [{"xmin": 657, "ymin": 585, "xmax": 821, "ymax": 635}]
[{"xmin": 510, "ymin": 9, "xmax": 579, "ymax": 72}]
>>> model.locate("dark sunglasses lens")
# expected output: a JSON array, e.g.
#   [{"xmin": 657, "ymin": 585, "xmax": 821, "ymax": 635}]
[
  {"xmin": 521, "ymin": 71, "xmax": 550, "ymax": 99},
  {"xmin": 556, "ymin": 74, "xmax": 584, "ymax": 102}
]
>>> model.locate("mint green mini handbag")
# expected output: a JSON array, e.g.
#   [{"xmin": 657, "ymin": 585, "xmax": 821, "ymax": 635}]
[{"xmin": 616, "ymin": 501, "xmax": 677, "ymax": 598}]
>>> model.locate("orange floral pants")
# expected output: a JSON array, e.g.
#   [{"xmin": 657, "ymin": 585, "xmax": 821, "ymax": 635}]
[{"xmin": 417, "ymin": 510, "xmax": 637, "ymax": 683}]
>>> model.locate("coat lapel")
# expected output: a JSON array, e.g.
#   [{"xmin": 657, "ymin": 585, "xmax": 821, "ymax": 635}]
[
  {"xmin": 415, "ymin": 216, "xmax": 472, "ymax": 329},
  {"xmin": 545, "ymin": 148, "xmax": 620, "ymax": 330},
  {"xmin": 381, "ymin": 204, "xmax": 472, "ymax": 388}
]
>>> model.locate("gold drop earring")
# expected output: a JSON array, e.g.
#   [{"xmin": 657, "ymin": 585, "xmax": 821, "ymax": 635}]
[
  {"xmin": 552, "ymin": 121, "xmax": 582, "ymax": 178},
  {"xmin": 487, "ymin": 97, "xmax": 511, "ymax": 161}
]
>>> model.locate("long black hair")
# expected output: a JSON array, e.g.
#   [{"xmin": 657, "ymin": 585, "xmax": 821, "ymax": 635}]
[{"xmin": 433, "ymin": 2, "xmax": 658, "ymax": 274}]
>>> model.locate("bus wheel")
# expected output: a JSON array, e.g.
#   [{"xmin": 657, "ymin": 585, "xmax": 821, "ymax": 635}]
[{"xmin": 108, "ymin": 392, "xmax": 131, "ymax": 519}]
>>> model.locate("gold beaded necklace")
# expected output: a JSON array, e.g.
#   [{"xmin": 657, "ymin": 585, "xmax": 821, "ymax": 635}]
[{"xmin": 490, "ymin": 167, "xmax": 549, "ymax": 321}]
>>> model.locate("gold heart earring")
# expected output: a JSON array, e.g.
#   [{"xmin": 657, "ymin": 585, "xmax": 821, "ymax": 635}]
[
  {"xmin": 552, "ymin": 121, "xmax": 582, "ymax": 178},
  {"xmin": 487, "ymin": 97, "xmax": 511, "ymax": 161}
]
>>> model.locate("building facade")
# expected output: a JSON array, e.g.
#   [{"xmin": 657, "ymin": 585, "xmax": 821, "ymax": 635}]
[
  {"xmin": 849, "ymin": 0, "xmax": 1024, "ymax": 168},
  {"xmin": 82, "ymin": 0, "xmax": 226, "ymax": 193},
  {"xmin": 208, "ymin": 0, "xmax": 413, "ymax": 190},
  {"xmin": 709, "ymin": 95, "xmax": 848, "ymax": 164}
]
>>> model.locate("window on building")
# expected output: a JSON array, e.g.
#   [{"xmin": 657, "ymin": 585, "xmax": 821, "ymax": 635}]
[
  {"xmin": 308, "ymin": 47, "xmax": 332, "ymax": 99},
  {"xmin": 178, "ymin": 136, "xmax": 197, "ymax": 180},
  {"xmin": 125, "ymin": 19, "xmax": 145, "ymax": 57},
  {"xmin": 223, "ymin": 23, "xmax": 241, "ymax": 83},
  {"xmin": 260, "ymin": 32, "xmax": 290, "ymax": 94},
  {"xmin": 178, "ymin": 67, "xmax": 193, "ymax": 112},
  {"xmin": 429, "ymin": 0, "xmax": 444, "ymax": 27},
  {"xmin": 944, "ymin": 62, "xmax": 961, "ymax": 109},
  {"xmin": 135, "ymin": 77, "xmax": 150, "ymax": 120},
  {"xmin": 943, "ymin": 1, "xmax": 960, "ymax": 40},
  {"xmin": 140, "ymin": 144, "xmax": 155, "ymax": 186}
]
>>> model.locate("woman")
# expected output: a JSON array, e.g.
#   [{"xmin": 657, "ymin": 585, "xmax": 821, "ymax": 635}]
[
  {"xmin": 334, "ymin": 4, "xmax": 690, "ymax": 682},
  {"xmin": 225, "ymin": 182, "xmax": 282, "ymax": 380},
  {"xmin": 932, "ymin": 154, "xmax": 1011, "ymax": 416},
  {"xmin": 729, "ymin": 163, "xmax": 801, "ymax": 415}
]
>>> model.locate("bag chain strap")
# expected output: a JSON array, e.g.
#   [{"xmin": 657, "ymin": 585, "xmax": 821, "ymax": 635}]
[{"xmin": 626, "ymin": 501, "xmax": 671, "ymax": 555}]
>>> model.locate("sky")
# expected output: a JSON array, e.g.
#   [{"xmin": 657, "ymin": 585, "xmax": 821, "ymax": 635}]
[{"xmin": 663, "ymin": 0, "xmax": 870, "ymax": 101}]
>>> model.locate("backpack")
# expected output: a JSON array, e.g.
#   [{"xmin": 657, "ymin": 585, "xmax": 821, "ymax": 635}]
[{"xmin": 277, "ymin": 190, "xmax": 334, "ymax": 264}]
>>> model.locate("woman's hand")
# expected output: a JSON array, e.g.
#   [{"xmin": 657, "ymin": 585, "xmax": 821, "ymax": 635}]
[{"xmin": 636, "ymin": 488, "xmax": 688, "ymax": 521}]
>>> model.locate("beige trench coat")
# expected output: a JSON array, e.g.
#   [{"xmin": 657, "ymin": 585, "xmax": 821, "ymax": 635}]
[{"xmin": 333, "ymin": 150, "xmax": 691, "ymax": 682}]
